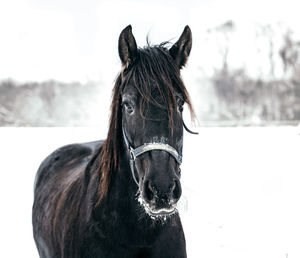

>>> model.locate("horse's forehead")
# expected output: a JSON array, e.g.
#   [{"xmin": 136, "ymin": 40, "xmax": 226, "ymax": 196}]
[
  {"xmin": 122, "ymin": 83, "xmax": 138, "ymax": 97},
  {"xmin": 122, "ymin": 82, "xmax": 164, "ymax": 100}
]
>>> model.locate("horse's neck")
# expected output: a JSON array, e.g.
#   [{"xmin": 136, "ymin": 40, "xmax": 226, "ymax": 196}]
[
  {"xmin": 109, "ymin": 155, "xmax": 139, "ymax": 212},
  {"xmin": 96, "ymin": 155, "xmax": 159, "ymax": 237}
]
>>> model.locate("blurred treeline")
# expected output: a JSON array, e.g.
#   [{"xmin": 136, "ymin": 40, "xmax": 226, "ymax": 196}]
[
  {"xmin": 208, "ymin": 69, "xmax": 300, "ymax": 125},
  {"xmin": 0, "ymin": 80, "xmax": 103, "ymax": 126},
  {"xmin": 200, "ymin": 21, "xmax": 300, "ymax": 125},
  {"xmin": 1, "ymin": 21, "xmax": 300, "ymax": 126}
]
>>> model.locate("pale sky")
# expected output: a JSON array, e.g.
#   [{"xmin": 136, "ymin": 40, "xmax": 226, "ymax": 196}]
[{"xmin": 0, "ymin": 0, "xmax": 299, "ymax": 83}]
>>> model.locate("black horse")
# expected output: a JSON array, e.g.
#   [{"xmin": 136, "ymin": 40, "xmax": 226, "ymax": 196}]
[{"xmin": 32, "ymin": 25, "xmax": 195, "ymax": 258}]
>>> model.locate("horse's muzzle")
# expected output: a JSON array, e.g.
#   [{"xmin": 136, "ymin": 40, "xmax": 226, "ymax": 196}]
[{"xmin": 141, "ymin": 179, "xmax": 181, "ymax": 216}]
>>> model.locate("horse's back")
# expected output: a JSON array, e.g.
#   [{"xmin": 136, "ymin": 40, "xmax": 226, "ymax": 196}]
[
  {"xmin": 32, "ymin": 140, "xmax": 103, "ymax": 258},
  {"xmin": 34, "ymin": 140, "xmax": 102, "ymax": 191}
]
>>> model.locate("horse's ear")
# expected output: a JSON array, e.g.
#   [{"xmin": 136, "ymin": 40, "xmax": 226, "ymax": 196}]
[
  {"xmin": 169, "ymin": 26, "xmax": 192, "ymax": 69},
  {"xmin": 118, "ymin": 25, "xmax": 138, "ymax": 67}
]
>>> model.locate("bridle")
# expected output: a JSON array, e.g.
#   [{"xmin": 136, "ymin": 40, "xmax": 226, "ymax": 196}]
[{"xmin": 122, "ymin": 119, "xmax": 197, "ymax": 186}]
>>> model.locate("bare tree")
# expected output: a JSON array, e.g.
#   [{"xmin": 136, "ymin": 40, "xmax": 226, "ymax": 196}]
[
  {"xmin": 256, "ymin": 24, "xmax": 276, "ymax": 78},
  {"xmin": 279, "ymin": 30, "xmax": 300, "ymax": 79},
  {"xmin": 208, "ymin": 20, "xmax": 236, "ymax": 72}
]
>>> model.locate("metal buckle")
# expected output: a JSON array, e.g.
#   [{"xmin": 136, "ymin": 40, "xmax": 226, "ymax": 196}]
[{"xmin": 129, "ymin": 147, "xmax": 135, "ymax": 160}]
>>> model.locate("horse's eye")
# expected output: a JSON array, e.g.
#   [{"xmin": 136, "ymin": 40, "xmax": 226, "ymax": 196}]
[
  {"xmin": 123, "ymin": 102, "xmax": 134, "ymax": 114},
  {"xmin": 178, "ymin": 167, "xmax": 182, "ymax": 177}
]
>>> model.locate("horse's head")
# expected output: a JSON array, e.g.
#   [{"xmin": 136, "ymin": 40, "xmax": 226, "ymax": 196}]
[{"xmin": 117, "ymin": 25, "xmax": 194, "ymax": 218}]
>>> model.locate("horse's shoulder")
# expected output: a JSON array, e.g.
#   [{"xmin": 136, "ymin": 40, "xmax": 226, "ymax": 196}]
[{"xmin": 34, "ymin": 140, "xmax": 104, "ymax": 191}]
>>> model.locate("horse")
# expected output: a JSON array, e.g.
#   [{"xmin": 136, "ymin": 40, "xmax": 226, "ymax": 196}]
[{"xmin": 32, "ymin": 25, "xmax": 196, "ymax": 258}]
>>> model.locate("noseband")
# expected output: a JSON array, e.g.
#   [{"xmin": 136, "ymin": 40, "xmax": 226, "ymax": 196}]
[{"xmin": 122, "ymin": 126, "xmax": 183, "ymax": 186}]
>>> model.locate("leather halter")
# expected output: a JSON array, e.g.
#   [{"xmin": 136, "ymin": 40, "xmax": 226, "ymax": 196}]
[{"xmin": 122, "ymin": 126, "xmax": 183, "ymax": 186}]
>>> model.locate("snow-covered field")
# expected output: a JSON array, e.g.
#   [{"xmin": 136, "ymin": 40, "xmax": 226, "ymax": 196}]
[{"xmin": 0, "ymin": 127, "xmax": 299, "ymax": 258}]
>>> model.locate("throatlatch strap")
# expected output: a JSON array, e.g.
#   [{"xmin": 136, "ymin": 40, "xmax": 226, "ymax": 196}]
[{"xmin": 129, "ymin": 158, "xmax": 139, "ymax": 185}]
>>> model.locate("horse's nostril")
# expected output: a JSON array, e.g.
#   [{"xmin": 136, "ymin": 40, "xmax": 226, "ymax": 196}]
[
  {"xmin": 148, "ymin": 181, "xmax": 156, "ymax": 193},
  {"xmin": 144, "ymin": 180, "xmax": 155, "ymax": 202},
  {"xmin": 172, "ymin": 179, "xmax": 181, "ymax": 200},
  {"xmin": 169, "ymin": 180, "xmax": 176, "ymax": 193}
]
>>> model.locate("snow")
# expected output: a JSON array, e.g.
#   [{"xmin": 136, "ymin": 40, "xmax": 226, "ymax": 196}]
[{"xmin": 0, "ymin": 127, "xmax": 299, "ymax": 257}]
